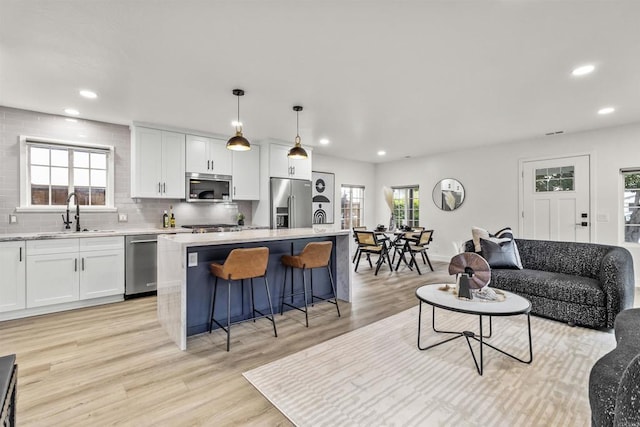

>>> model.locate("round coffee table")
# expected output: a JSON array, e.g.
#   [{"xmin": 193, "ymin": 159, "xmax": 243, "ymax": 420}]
[{"xmin": 416, "ymin": 284, "xmax": 533, "ymax": 375}]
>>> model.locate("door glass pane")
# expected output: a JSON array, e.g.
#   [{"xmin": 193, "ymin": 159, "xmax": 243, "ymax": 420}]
[{"xmin": 536, "ymin": 165, "xmax": 574, "ymax": 192}]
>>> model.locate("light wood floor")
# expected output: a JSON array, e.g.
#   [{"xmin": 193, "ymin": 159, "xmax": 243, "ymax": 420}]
[{"xmin": 2, "ymin": 258, "xmax": 453, "ymax": 426}]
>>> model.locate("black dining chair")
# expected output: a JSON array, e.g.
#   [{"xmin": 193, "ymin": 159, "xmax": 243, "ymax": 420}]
[
  {"xmin": 354, "ymin": 230, "xmax": 393, "ymax": 275},
  {"xmin": 395, "ymin": 229, "xmax": 435, "ymax": 274}
]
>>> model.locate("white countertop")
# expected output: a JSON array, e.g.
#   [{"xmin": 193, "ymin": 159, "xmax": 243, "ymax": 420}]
[
  {"xmin": 0, "ymin": 227, "xmax": 193, "ymax": 242},
  {"xmin": 158, "ymin": 227, "xmax": 350, "ymax": 248}
]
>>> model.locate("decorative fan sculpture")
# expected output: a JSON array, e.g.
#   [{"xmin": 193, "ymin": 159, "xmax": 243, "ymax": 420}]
[{"xmin": 448, "ymin": 252, "xmax": 491, "ymax": 299}]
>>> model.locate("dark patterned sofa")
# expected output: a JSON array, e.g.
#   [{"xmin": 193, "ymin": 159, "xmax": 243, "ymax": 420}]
[
  {"xmin": 589, "ymin": 308, "xmax": 640, "ymax": 426},
  {"xmin": 464, "ymin": 239, "xmax": 635, "ymax": 329}
]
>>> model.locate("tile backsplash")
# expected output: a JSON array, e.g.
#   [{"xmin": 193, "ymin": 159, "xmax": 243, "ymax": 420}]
[{"xmin": 0, "ymin": 106, "xmax": 252, "ymax": 233}]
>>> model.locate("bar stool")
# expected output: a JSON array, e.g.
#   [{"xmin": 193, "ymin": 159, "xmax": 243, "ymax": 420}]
[
  {"xmin": 280, "ymin": 241, "xmax": 341, "ymax": 327},
  {"xmin": 209, "ymin": 247, "xmax": 277, "ymax": 351}
]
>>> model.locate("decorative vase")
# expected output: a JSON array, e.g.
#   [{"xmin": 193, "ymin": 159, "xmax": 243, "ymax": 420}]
[{"xmin": 238, "ymin": 219, "xmax": 244, "ymax": 226}]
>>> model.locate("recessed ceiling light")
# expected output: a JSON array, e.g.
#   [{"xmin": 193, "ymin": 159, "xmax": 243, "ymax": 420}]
[
  {"xmin": 65, "ymin": 118, "xmax": 78, "ymax": 123},
  {"xmin": 377, "ymin": 150, "xmax": 386, "ymax": 156},
  {"xmin": 598, "ymin": 107, "xmax": 615, "ymax": 115},
  {"xmin": 231, "ymin": 120, "xmax": 243, "ymax": 127},
  {"xmin": 78, "ymin": 134, "xmax": 87, "ymax": 138},
  {"xmin": 572, "ymin": 64, "xmax": 595, "ymax": 76},
  {"xmin": 64, "ymin": 108, "xmax": 80, "ymax": 116},
  {"xmin": 79, "ymin": 89, "xmax": 98, "ymax": 99},
  {"xmin": 319, "ymin": 138, "xmax": 330, "ymax": 145}
]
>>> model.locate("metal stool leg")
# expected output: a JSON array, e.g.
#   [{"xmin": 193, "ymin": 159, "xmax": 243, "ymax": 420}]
[
  {"xmin": 209, "ymin": 276, "xmax": 218, "ymax": 333},
  {"xmin": 226, "ymin": 280, "xmax": 231, "ymax": 352},
  {"xmin": 263, "ymin": 276, "xmax": 278, "ymax": 337},
  {"xmin": 302, "ymin": 268, "xmax": 309, "ymax": 327},
  {"xmin": 280, "ymin": 266, "xmax": 287, "ymax": 315},
  {"xmin": 328, "ymin": 265, "xmax": 341, "ymax": 317},
  {"xmin": 250, "ymin": 277, "xmax": 256, "ymax": 322}
]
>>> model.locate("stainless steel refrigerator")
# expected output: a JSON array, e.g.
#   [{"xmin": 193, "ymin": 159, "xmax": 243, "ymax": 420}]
[{"xmin": 270, "ymin": 177, "xmax": 313, "ymax": 229}]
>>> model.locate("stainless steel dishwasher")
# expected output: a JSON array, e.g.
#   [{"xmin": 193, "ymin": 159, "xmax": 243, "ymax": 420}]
[{"xmin": 125, "ymin": 234, "xmax": 159, "ymax": 298}]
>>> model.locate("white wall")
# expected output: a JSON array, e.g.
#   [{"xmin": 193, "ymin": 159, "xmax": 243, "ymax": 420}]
[
  {"xmin": 375, "ymin": 122, "xmax": 640, "ymax": 281},
  {"xmin": 313, "ymin": 153, "xmax": 377, "ymax": 229}
]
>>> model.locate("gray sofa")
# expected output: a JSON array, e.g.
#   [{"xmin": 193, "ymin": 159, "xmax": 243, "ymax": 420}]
[
  {"xmin": 589, "ymin": 308, "xmax": 640, "ymax": 426},
  {"xmin": 464, "ymin": 238, "xmax": 635, "ymax": 329}
]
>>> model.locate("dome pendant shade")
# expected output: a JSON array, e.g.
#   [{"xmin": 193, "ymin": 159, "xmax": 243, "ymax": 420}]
[
  {"xmin": 227, "ymin": 89, "xmax": 251, "ymax": 151},
  {"xmin": 288, "ymin": 136, "xmax": 308, "ymax": 159},
  {"xmin": 226, "ymin": 131, "xmax": 251, "ymax": 151},
  {"xmin": 288, "ymin": 105, "xmax": 308, "ymax": 159}
]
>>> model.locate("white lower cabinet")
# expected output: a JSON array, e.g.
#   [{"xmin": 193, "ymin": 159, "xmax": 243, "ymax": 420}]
[
  {"xmin": 79, "ymin": 237, "xmax": 125, "ymax": 299},
  {"xmin": 0, "ymin": 241, "xmax": 26, "ymax": 313},
  {"xmin": 25, "ymin": 236, "xmax": 124, "ymax": 309}
]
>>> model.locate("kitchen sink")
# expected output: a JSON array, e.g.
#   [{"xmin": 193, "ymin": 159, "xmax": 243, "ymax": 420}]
[{"xmin": 36, "ymin": 229, "xmax": 116, "ymax": 237}]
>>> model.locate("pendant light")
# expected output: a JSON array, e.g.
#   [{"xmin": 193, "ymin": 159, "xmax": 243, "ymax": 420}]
[
  {"xmin": 226, "ymin": 89, "xmax": 251, "ymax": 151},
  {"xmin": 288, "ymin": 105, "xmax": 308, "ymax": 159}
]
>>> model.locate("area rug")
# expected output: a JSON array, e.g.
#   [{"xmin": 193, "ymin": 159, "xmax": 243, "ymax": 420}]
[{"xmin": 243, "ymin": 306, "xmax": 616, "ymax": 426}]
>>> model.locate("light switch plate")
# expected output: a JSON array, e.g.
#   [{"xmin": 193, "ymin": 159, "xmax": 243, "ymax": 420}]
[
  {"xmin": 188, "ymin": 252, "xmax": 198, "ymax": 267},
  {"xmin": 9, "ymin": 214, "xmax": 17, "ymax": 224}
]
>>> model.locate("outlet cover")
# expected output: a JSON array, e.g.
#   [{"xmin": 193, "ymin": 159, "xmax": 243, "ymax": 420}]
[
  {"xmin": 9, "ymin": 214, "xmax": 17, "ymax": 224},
  {"xmin": 188, "ymin": 252, "xmax": 198, "ymax": 267},
  {"xmin": 118, "ymin": 213, "xmax": 128, "ymax": 222}
]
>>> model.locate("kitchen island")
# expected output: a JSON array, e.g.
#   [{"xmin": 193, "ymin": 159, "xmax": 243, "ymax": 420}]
[{"xmin": 157, "ymin": 227, "xmax": 351, "ymax": 350}]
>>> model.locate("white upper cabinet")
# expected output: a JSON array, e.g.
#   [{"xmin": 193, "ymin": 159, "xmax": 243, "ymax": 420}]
[
  {"xmin": 269, "ymin": 143, "xmax": 313, "ymax": 180},
  {"xmin": 0, "ymin": 241, "xmax": 26, "ymax": 313},
  {"xmin": 185, "ymin": 135, "xmax": 232, "ymax": 176},
  {"xmin": 232, "ymin": 145, "xmax": 260, "ymax": 200},
  {"xmin": 131, "ymin": 127, "xmax": 185, "ymax": 199}
]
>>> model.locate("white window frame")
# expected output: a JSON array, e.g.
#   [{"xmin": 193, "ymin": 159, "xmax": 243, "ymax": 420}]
[
  {"xmin": 392, "ymin": 185, "xmax": 420, "ymax": 228},
  {"xmin": 18, "ymin": 135, "xmax": 116, "ymax": 212},
  {"xmin": 621, "ymin": 167, "xmax": 640, "ymax": 245},
  {"xmin": 341, "ymin": 185, "xmax": 365, "ymax": 229}
]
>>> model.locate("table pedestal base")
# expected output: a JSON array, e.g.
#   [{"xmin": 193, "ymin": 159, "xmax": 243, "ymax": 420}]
[{"xmin": 417, "ymin": 302, "xmax": 533, "ymax": 375}]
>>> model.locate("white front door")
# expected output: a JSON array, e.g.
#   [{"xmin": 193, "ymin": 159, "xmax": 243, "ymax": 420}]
[{"xmin": 521, "ymin": 155, "xmax": 590, "ymax": 242}]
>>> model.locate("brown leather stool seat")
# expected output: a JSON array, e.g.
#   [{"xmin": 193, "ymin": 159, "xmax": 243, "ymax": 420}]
[
  {"xmin": 280, "ymin": 241, "xmax": 340, "ymax": 327},
  {"xmin": 209, "ymin": 247, "xmax": 277, "ymax": 351}
]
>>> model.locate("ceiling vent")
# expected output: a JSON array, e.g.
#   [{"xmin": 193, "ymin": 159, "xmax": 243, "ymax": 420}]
[{"xmin": 545, "ymin": 130, "xmax": 565, "ymax": 136}]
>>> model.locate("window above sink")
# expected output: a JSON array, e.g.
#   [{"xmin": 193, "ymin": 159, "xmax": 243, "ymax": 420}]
[{"xmin": 17, "ymin": 135, "xmax": 116, "ymax": 212}]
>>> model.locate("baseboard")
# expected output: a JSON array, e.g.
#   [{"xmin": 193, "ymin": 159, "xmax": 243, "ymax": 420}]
[{"xmin": 0, "ymin": 295, "xmax": 124, "ymax": 322}]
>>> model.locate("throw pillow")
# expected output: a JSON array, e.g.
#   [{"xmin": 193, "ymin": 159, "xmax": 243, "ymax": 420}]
[
  {"xmin": 471, "ymin": 226, "xmax": 491, "ymax": 252},
  {"xmin": 479, "ymin": 237, "xmax": 523, "ymax": 269},
  {"xmin": 494, "ymin": 227, "xmax": 514, "ymax": 240}
]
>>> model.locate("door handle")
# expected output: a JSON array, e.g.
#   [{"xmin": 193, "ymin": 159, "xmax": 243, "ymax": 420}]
[
  {"xmin": 75, "ymin": 258, "xmax": 78, "ymax": 272},
  {"xmin": 82, "ymin": 257, "xmax": 85, "ymax": 271},
  {"xmin": 163, "ymin": 182, "xmax": 166, "ymax": 193},
  {"xmin": 211, "ymin": 160, "xmax": 214, "ymax": 170},
  {"xmin": 233, "ymin": 186, "xmax": 236, "ymax": 196},
  {"xmin": 576, "ymin": 222, "xmax": 589, "ymax": 227},
  {"xmin": 291, "ymin": 195, "xmax": 295, "ymax": 228},
  {"xmin": 129, "ymin": 239, "xmax": 157, "ymax": 244},
  {"xmin": 158, "ymin": 182, "xmax": 161, "ymax": 193},
  {"xmin": 19, "ymin": 247, "xmax": 22, "ymax": 262}
]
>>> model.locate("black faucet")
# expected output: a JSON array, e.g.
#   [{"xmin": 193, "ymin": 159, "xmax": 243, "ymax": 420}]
[{"xmin": 62, "ymin": 192, "xmax": 81, "ymax": 232}]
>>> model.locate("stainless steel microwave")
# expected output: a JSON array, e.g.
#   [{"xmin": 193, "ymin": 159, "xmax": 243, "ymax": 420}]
[{"xmin": 185, "ymin": 173, "xmax": 232, "ymax": 202}]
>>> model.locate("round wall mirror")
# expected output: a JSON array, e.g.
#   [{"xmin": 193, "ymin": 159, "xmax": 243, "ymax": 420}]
[{"xmin": 432, "ymin": 178, "xmax": 465, "ymax": 211}]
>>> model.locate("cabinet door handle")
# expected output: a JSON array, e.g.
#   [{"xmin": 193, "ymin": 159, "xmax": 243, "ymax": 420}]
[
  {"xmin": 293, "ymin": 166, "xmax": 295, "ymax": 175},
  {"xmin": 19, "ymin": 247, "xmax": 22, "ymax": 262},
  {"xmin": 233, "ymin": 186, "xmax": 236, "ymax": 196},
  {"xmin": 75, "ymin": 258, "xmax": 78, "ymax": 272},
  {"xmin": 158, "ymin": 182, "xmax": 161, "ymax": 193},
  {"xmin": 211, "ymin": 160, "xmax": 214, "ymax": 170},
  {"xmin": 82, "ymin": 257, "xmax": 85, "ymax": 271},
  {"xmin": 163, "ymin": 182, "xmax": 166, "ymax": 193},
  {"xmin": 207, "ymin": 160, "xmax": 210, "ymax": 170}
]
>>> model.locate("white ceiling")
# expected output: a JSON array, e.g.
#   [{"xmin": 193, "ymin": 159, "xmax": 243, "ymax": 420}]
[{"xmin": 1, "ymin": 1, "xmax": 640, "ymax": 163}]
